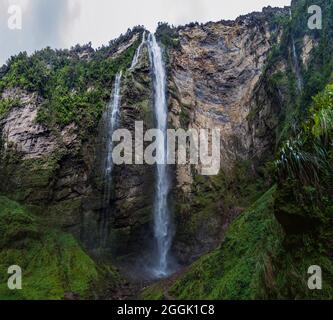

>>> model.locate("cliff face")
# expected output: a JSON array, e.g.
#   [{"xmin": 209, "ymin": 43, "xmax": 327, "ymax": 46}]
[
  {"xmin": 142, "ymin": 0, "xmax": 333, "ymax": 297},
  {"xmin": 1, "ymin": 0, "xmax": 332, "ymax": 300},
  {"xmin": 0, "ymin": 8, "xmax": 290, "ymax": 261},
  {"xmin": 0, "ymin": 6, "xmax": 314, "ymax": 268},
  {"xmin": 0, "ymin": 87, "xmax": 85, "ymax": 224},
  {"xmin": 0, "ymin": 30, "xmax": 159, "ymax": 264},
  {"xmin": 169, "ymin": 12, "xmax": 278, "ymax": 173},
  {"xmin": 166, "ymin": 7, "xmax": 293, "ymax": 262},
  {"xmin": 100, "ymin": 44, "xmax": 156, "ymax": 257},
  {"xmin": 0, "ymin": 32, "xmax": 143, "ymax": 242}
]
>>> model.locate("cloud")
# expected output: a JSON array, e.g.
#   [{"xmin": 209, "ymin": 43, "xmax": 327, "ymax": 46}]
[
  {"xmin": 0, "ymin": 0, "xmax": 291, "ymax": 65},
  {"xmin": 0, "ymin": 0, "xmax": 77, "ymax": 64},
  {"xmin": 64, "ymin": 0, "xmax": 291, "ymax": 48},
  {"xmin": 26, "ymin": 0, "xmax": 68, "ymax": 46}
]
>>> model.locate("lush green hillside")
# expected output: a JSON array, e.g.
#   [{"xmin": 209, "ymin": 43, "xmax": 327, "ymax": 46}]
[
  {"xmin": 0, "ymin": 29, "xmax": 142, "ymax": 130},
  {"xmin": 142, "ymin": 187, "xmax": 282, "ymax": 300},
  {"xmin": 142, "ymin": 82, "xmax": 333, "ymax": 300},
  {"xmin": 0, "ymin": 196, "xmax": 119, "ymax": 300},
  {"xmin": 0, "ymin": 0, "xmax": 332, "ymax": 300}
]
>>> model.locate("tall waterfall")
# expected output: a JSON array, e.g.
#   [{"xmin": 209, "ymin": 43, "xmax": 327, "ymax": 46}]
[
  {"xmin": 101, "ymin": 71, "xmax": 122, "ymax": 246},
  {"xmin": 130, "ymin": 31, "xmax": 146, "ymax": 70},
  {"xmin": 147, "ymin": 33, "xmax": 173, "ymax": 277},
  {"xmin": 291, "ymin": 40, "xmax": 303, "ymax": 92}
]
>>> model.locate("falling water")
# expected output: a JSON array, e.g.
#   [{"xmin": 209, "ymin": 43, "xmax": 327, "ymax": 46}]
[
  {"xmin": 147, "ymin": 33, "xmax": 173, "ymax": 278},
  {"xmin": 101, "ymin": 71, "xmax": 122, "ymax": 246},
  {"xmin": 291, "ymin": 40, "xmax": 303, "ymax": 92},
  {"xmin": 130, "ymin": 31, "xmax": 146, "ymax": 70}
]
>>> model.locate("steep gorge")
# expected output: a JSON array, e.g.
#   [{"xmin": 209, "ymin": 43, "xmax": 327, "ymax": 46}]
[{"xmin": 0, "ymin": 0, "xmax": 332, "ymax": 300}]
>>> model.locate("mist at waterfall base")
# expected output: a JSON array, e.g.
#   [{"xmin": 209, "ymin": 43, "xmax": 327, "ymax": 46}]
[{"xmin": 146, "ymin": 33, "xmax": 178, "ymax": 279}]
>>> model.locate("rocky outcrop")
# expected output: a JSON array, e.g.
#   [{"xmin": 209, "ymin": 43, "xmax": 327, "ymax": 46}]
[
  {"xmin": 0, "ymin": 87, "xmax": 91, "ymax": 237},
  {"xmin": 0, "ymin": 6, "xmax": 311, "ymax": 270},
  {"xmin": 168, "ymin": 8, "xmax": 288, "ymax": 184},
  {"xmin": 0, "ymin": 32, "xmax": 149, "ymax": 248},
  {"xmin": 1, "ymin": 88, "xmax": 57, "ymax": 159},
  {"xmin": 112, "ymin": 34, "xmax": 140, "ymax": 59},
  {"xmin": 165, "ymin": 7, "xmax": 289, "ymax": 262},
  {"xmin": 1, "ymin": 89, "xmax": 80, "ymax": 160},
  {"xmin": 90, "ymin": 41, "xmax": 156, "ymax": 257},
  {"xmin": 301, "ymin": 34, "xmax": 317, "ymax": 68}
]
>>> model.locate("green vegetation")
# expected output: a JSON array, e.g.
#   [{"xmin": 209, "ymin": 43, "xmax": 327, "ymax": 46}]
[
  {"xmin": 144, "ymin": 184, "xmax": 332, "ymax": 300},
  {"xmin": 275, "ymin": 83, "xmax": 333, "ymax": 224},
  {"xmin": 144, "ymin": 26, "xmax": 333, "ymax": 297},
  {"xmin": 0, "ymin": 152, "xmax": 63, "ymax": 205},
  {"xmin": 155, "ymin": 23, "xmax": 180, "ymax": 49},
  {"xmin": 144, "ymin": 80, "xmax": 333, "ymax": 301},
  {"xmin": 0, "ymin": 196, "xmax": 105, "ymax": 300},
  {"xmin": 296, "ymin": 0, "xmax": 333, "ymax": 107},
  {"xmin": 254, "ymin": 0, "xmax": 333, "ymax": 147},
  {"xmin": 170, "ymin": 187, "xmax": 280, "ymax": 300},
  {"xmin": 144, "ymin": 187, "xmax": 282, "ymax": 299},
  {"xmin": 175, "ymin": 160, "xmax": 270, "ymax": 251},
  {"xmin": 35, "ymin": 46, "xmax": 137, "ymax": 129},
  {"xmin": 0, "ymin": 31, "xmax": 142, "ymax": 130},
  {"xmin": 270, "ymin": 83, "xmax": 333, "ymax": 299},
  {"xmin": 1, "ymin": 0, "xmax": 332, "ymax": 301}
]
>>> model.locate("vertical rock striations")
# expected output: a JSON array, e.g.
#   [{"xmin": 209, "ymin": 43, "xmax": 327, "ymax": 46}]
[{"xmin": 163, "ymin": 7, "xmax": 291, "ymax": 262}]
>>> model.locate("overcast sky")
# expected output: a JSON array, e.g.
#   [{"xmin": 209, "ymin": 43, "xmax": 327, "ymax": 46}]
[{"xmin": 0, "ymin": 0, "xmax": 291, "ymax": 65}]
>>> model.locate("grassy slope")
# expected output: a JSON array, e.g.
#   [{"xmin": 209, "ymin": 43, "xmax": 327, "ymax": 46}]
[
  {"xmin": 0, "ymin": 196, "xmax": 104, "ymax": 300},
  {"xmin": 142, "ymin": 187, "xmax": 281, "ymax": 299},
  {"xmin": 142, "ymin": 186, "xmax": 333, "ymax": 300}
]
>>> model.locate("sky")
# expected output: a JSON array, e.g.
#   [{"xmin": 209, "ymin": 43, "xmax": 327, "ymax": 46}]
[{"xmin": 0, "ymin": 0, "xmax": 291, "ymax": 65}]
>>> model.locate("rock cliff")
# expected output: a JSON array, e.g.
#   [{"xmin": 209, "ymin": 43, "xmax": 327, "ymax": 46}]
[
  {"xmin": 165, "ymin": 7, "xmax": 291, "ymax": 262},
  {"xmin": 0, "ymin": 7, "xmax": 292, "ymax": 264},
  {"xmin": 0, "ymin": 1, "xmax": 327, "ymax": 292}
]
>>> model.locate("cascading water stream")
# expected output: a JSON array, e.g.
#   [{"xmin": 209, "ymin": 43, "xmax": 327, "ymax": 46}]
[
  {"xmin": 147, "ymin": 33, "xmax": 173, "ymax": 278},
  {"xmin": 101, "ymin": 71, "xmax": 122, "ymax": 247},
  {"xmin": 130, "ymin": 31, "xmax": 146, "ymax": 70},
  {"xmin": 291, "ymin": 39, "xmax": 303, "ymax": 92}
]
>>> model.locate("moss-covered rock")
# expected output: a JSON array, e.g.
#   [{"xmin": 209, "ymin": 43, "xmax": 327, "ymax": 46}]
[
  {"xmin": 0, "ymin": 196, "xmax": 119, "ymax": 300},
  {"xmin": 142, "ymin": 186, "xmax": 333, "ymax": 300},
  {"xmin": 173, "ymin": 161, "xmax": 269, "ymax": 264},
  {"xmin": 166, "ymin": 187, "xmax": 282, "ymax": 300}
]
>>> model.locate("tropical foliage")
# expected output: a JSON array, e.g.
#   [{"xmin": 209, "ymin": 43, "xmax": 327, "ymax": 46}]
[
  {"xmin": 275, "ymin": 83, "xmax": 333, "ymax": 190},
  {"xmin": 0, "ymin": 28, "xmax": 143, "ymax": 129}
]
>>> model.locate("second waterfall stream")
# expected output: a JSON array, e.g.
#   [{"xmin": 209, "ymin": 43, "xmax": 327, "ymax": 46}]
[
  {"xmin": 102, "ymin": 32, "xmax": 174, "ymax": 278},
  {"xmin": 147, "ymin": 33, "xmax": 174, "ymax": 278},
  {"xmin": 101, "ymin": 71, "xmax": 122, "ymax": 247}
]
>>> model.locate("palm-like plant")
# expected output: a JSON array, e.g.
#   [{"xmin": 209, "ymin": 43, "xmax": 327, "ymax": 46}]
[
  {"xmin": 312, "ymin": 108, "xmax": 333, "ymax": 144},
  {"xmin": 275, "ymin": 83, "xmax": 333, "ymax": 188},
  {"xmin": 275, "ymin": 138, "xmax": 327, "ymax": 186}
]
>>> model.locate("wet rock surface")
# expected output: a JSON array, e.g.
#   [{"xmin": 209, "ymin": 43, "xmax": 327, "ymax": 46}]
[
  {"xmin": 0, "ymin": 7, "xmax": 294, "ymax": 276},
  {"xmin": 166, "ymin": 8, "xmax": 289, "ymax": 262}
]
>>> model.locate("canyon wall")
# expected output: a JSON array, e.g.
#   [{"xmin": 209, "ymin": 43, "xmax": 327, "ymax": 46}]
[
  {"xmin": 0, "ymin": 5, "xmax": 316, "ymax": 266},
  {"xmin": 166, "ymin": 7, "xmax": 292, "ymax": 262}
]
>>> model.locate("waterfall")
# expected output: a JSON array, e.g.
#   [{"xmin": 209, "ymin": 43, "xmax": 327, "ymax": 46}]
[
  {"xmin": 147, "ymin": 33, "xmax": 173, "ymax": 278},
  {"xmin": 130, "ymin": 31, "xmax": 146, "ymax": 70},
  {"xmin": 289, "ymin": 9, "xmax": 303, "ymax": 92},
  {"xmin": 101, "ymin": 71, "xmax": 122, "ymax": 246},
  {"xmin": 291, "ymin": 40, "xmax": 303, "ymax": 92}
]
